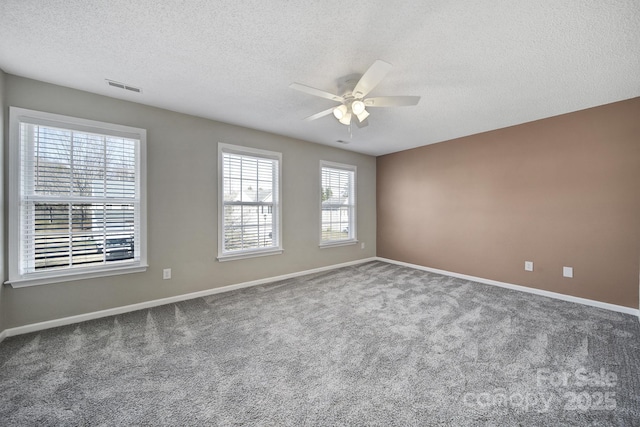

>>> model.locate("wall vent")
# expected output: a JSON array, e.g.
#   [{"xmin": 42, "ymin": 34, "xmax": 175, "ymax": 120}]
[{"xmin": 106, "ymin": 79, "xmax": 142, "ymax": 93}]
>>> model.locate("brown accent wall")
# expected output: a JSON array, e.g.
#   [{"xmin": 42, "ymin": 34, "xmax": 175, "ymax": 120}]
[{"xmin": 377, "ymin": 97, "xmax": 640, "ymax": 308}]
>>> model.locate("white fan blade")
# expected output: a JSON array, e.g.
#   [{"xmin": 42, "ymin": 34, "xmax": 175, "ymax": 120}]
[
  {"xmin": 304, "ymin": 107, "xmax": 335, "ymax": 121},
  {"xmin": 352, "ymin": 60, "xmax": 393, "ymax": 98},
  {"xmin": 290, "ymin": 83, "xmax": 344, "ymax": 102},
  {"xmin": 364, "ymin": 96, "xmax": 420, "ymax": 107}
]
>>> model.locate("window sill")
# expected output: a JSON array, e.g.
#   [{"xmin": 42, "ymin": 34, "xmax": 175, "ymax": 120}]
[
  {"xmin": 319, "ymin": 239, "xmax": 358, "ymax": 248},
  {"xmin": 217, "ymin": 248, "xmax": 284, "ymax": 262},
  {"xmin": 5, "ymin": 264, "xmax": 149, "ymax": 288}
]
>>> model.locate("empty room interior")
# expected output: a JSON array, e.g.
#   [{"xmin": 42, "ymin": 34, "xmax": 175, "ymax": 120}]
[{"xmin": 0, "ymin": 1, "xmax": 639, "ymax": 425}]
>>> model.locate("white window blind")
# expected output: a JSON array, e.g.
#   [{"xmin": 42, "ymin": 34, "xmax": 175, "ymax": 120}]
[
  {"xmin": 320, "ymin": 162, "xmax": 356, "ymax": 245},
  {"xmin": 218, "ymin": 144, "xmax": 282, "ymax": 260},
  {"xmin": 8, "ymin": 107, "xmax": 147, "ymax": 286}
]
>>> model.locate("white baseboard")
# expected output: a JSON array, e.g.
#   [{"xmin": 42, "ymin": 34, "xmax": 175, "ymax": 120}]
[
  {"xmin": 377, "ymin": 257, "xmax": 640, "ymax": 317},
  {"xmin": 2, "ymin": 255, "xmax": 635, "ymax": 343},
  {"xmin": 0, "ymin": 257, "xmax": 377, "ymax": 340}
]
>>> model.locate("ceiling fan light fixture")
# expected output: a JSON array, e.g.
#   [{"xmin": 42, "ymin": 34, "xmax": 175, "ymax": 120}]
[
  {"xmin": 356, "ymin": 109, "xmax": 370, "ymax": 122},
  {"xmin": 351, "ymin": 100, "xmax": 366, "ymax": 115},
  {"xmin": 333, "ymin": 104, "xmax": 348, "ymax": 120},
  {"xmin": 291, "ymin": 59, "xmax": 420, "ymax": 127},
  {"xmin": 339, "ymin": 112, "xmax": 352, "ymax": 126}
]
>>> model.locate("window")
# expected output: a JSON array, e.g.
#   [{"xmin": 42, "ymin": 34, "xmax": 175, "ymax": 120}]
[
  {"xmin": 8, "ymin": 107, "xmax": 147, "ymax": 287},
  {"xmin": 218, "ymin": 143, "xmax": 282, "ymax": 261},
  {"xmin": 320, "ymin": 161, "xmax": 356, "ymax": 246}
]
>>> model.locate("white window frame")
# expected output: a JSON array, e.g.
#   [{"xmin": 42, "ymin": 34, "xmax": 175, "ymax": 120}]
[
  {"xmin": 7, "ymin": 107, "xmax": 148, "ymax": 287},
  {"xmin": 217, "ymin": 143, "xmax": 283, "ymax": 261},
  {"xmin": 319, "ymin": 160, "xmax": 357, "ymax": 247}
]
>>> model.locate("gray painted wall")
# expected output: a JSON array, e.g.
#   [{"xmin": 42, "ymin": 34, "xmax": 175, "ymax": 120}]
[
  {"xmin": 3, "ymin": 74, "xmax": 376, "ymax": 329},
  {"xmin": 0, "ymin": 70, "xmax": 5, "ymax": 332}
]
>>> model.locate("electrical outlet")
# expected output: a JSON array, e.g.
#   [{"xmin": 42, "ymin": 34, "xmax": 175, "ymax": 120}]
[
  {"xmin": 361, "ymin": 242, "xmax": 365, "ymax": 249},
  {"xmin": 524, "ymin": 261, "xmax": 533, "ymax": 272},
  {"xmin": 563, "ymin": 266, "xmax": 573, "ymax": 278},
  {"xmin": 163, "ymin": 268, "xmax": 171, "ymax": 280}
]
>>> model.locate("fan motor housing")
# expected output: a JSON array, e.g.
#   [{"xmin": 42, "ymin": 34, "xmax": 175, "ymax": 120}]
[{"xmin": 337, "ymin": 74, "xmax": 362, "ymax": 98}]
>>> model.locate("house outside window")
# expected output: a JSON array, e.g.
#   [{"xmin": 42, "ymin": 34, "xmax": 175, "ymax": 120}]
[
  {"xmin": 7, "ymin": 107, "xmax": 147, "ymax": 287},
  {"xmin": 320, "ymin": 161, "xmax": 356, "ymax": 246},
  {"xmin": 218, "ymin": 143, "xmax": 282, "ymax": 261}
]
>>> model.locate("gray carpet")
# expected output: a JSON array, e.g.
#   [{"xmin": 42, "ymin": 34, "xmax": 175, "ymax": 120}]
[{"xmin": 1, "ymin": 261, "xmax": 639, "ymax": 426}]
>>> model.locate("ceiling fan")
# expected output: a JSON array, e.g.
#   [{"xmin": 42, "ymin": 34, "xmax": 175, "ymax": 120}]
[{"xmin": 290, "ymin": 60, "xmax": 420, "ymax": 127}]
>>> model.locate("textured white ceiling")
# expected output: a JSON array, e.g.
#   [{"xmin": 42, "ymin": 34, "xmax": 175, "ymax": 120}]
[{"xmin": 1, "ymin": 1, "xmax": 638, "ymax": 156}]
